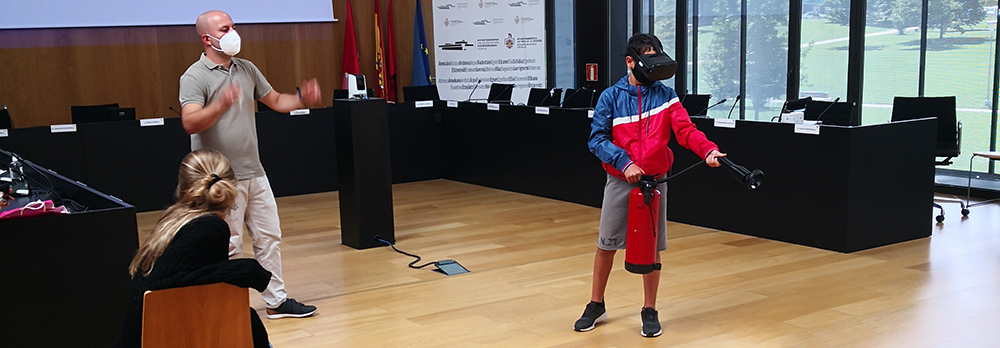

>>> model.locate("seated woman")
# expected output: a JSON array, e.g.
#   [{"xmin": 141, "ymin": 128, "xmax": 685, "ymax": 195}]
[{"xmin": 115, "ymin": 149, "xmax": 272, "ymax": 348}]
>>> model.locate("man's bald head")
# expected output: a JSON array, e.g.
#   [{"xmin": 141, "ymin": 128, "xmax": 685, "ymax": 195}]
[{"xmin": 196, "ymin": 10, "xmax": 232, "ymax": 36}]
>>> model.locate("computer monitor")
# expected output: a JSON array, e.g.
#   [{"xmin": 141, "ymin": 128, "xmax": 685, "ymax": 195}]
[
  {"xmin": 804, "ymin": 100, "xmax": 857, "ymax": 126},
  {"xmin": 487, "ymin": 83, "xmax": 514, "ymax": 104},
  {"xmin": 680, "ymin": 94, "xmax": 711, "ymax": 116},
  {"xmin": 561, "ymin": 88, "xmax": 595, "ymax": 109},
  {"xmin": 526, "ymin": 88, "xmax": 562, "ymax": 107},
  {"xmin": 403, "ymin": 85, "xmax": 441, "ymax": 102},
  {"xmin": 71, "ymin": 104, "xmax": 135, "ymax": 124}
]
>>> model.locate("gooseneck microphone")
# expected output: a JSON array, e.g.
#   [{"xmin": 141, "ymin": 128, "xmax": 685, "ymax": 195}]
[
  {"xmin": 466, "ymin": 79, "xmax": 482, "ymax": 102},
  {"xmin": 169, "ymin": 106, "xmax": 182, "ymax": 116},
  {"xmin": 727, "ymin": 95, "xmax": 742, "ymax": 119},
  {"xmin": 696, "ymin": 98, "xmax": 726, "ymax": 116},
  {"xmin": 814, "ymin": 97, "xmax": 841, "ymax": 123}
]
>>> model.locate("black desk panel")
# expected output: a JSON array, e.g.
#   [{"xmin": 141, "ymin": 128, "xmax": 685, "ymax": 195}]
[
  {"xmin": 387, "ymin": 102, "xmax": 443, "ymax": 183},
  {"xmin": 441, "ymin": 103, "xmax": 606, "ymax": 207},
  {"xmin": 256, "ymin": 109, "xmax": 339, "ymax": 196},
  {"xmin": 666, "ymin": 117, "xmax": 936, "ymax": 252}
]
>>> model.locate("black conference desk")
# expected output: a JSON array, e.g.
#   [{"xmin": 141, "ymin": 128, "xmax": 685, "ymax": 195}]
[
  {"xmin": 0, "ymin": 104, "xmax": 443, "ymax": 212},
  {"xmin": 440, "ymin": 102, "xmax": 936, "ymax": 253}
]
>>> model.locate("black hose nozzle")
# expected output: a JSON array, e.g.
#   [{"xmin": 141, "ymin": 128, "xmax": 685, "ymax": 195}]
[{"xmin": 719, "ymin": 157, "xmax": 764, "ymax": 190}]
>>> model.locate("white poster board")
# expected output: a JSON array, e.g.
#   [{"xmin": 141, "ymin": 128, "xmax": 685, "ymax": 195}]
[{"xmin": 433, "ymin": 0, "xmax": 547, "ymax": 104}]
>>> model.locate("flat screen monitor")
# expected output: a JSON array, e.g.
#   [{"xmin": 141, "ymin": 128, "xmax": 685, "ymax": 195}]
[
  {"xmin": 486, "ymin": 83, "xmax": 514, "ymax": 104},
  {"xmin": 561, "ymin": 88, "xmax": 595, "ymax": 109},
  {"xmin": 804, "ymin": 100, "xmax": 857, "ymax": 126},
  {"xmin": 680, "ymin": 94, "xmax": 711, "ymax": 116},
  {"xmin": 403, "ymin": 85, "xmax": 441, "ymax": 102},
  {"xmin": 527, "ymin": 88, "xmax": 562, "ymax": 107}
]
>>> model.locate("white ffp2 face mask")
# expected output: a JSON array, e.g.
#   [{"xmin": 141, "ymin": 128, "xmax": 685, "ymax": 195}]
[{"xmin": 207, "ymin": 30, "xmax": 241, "ymax": 56}]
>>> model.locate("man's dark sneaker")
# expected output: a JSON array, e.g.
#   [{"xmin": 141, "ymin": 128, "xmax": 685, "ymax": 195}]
[
  {"xmin": 640, "ymin": 307, "xmax": 662, "ymax": 337},
  {"xmin": 266, "ymin": 298, "xmax": 317, "ymax": 319},
  {"xmin": 573, "ymin": 301, "xmax": 607, "ymax": 332}
]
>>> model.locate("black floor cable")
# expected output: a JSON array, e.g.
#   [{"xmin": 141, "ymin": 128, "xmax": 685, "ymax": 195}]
[{"xmin": 375, "ymin": 236, "xmax": 436, "ymax": 269}]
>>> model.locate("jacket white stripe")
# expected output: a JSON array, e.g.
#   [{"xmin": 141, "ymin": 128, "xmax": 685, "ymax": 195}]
[{"xmin": 612, "ymin": 97, "xmax": 680, "ymax": 127}]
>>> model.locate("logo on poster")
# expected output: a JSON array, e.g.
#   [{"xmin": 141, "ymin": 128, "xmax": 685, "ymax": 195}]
[{"xmin": 505, "ymin": 34, "xmax": 514, "ymax": 49}]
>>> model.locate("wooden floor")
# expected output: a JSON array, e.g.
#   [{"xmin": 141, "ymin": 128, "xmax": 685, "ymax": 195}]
[{"xmin": 135, "ymin": 180, "xmax": 1000, "ymax": 347}]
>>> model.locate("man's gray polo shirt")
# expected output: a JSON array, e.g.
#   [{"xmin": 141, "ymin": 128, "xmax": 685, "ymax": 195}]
[{"xmin": 179, "ymin": 53, "xmax": 273, "ymax": 180}]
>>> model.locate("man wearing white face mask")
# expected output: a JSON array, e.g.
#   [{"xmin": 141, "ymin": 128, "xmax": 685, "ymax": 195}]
[{"xmin": 179, "ymin": 10, "xmax": 321, "ymax": 319}]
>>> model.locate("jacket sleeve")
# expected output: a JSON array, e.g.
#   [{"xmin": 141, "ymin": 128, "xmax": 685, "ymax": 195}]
[
  {"xmin": 147, "ymin": 258, "xmax": 272, "ymax": 293},
  {"xmin": 668, "ymin": 102, "xmax": 718, "ymax": 159},
  {"xmin": 588, "ymin": 90, "xmax": 633, "ymax": 171}
]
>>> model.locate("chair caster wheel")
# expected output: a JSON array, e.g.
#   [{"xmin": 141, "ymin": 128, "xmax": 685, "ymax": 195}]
[
  {"xmin": 936, "ymin": 215, "xmax": 945, "ymax": 223},
  {"xmin": 961, "ymin": 209, "xmax": 970, "ymax": 216}
]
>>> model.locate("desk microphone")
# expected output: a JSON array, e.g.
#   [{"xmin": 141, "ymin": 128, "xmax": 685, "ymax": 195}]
[
  {"xmin": 466, "ymin": 79, "xmax": 482, "ymax": 102},
  {"xmin": 679, "ymin": 90, "xmax": 689, "ymax": 103},
  {"xmin": 727, "ymin": 95, "xmax": 742, "ymax": 119},
  {"xmin": 814, "ymin": 97, "xmax": 841, "ymax": 123},
  {"xmin": 696, "ymin": 98, "xmax": 726, "ymax": 116},
  {"xmin": 168, "ymin": 106, "xmax": 181, "ymax": 116},
  {"xmin": 487, "ymin": 84, "xmax": 513, "ymax": 104},
  {"xmin": 560, "ymin": 87, "xmax": 588, "ymax": 108}
]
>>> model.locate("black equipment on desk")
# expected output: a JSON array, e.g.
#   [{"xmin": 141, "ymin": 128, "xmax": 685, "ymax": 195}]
[
  {"xmin": 561, "ymin": 87, "xmax": 595, "ymax": 109},
  {"xmin": 804, "ymin": 98, "xmax": 857, "ymax": 126},
  {"xmin": 403, "ymin": 85, "xmax": 441, "ymax": 102},
  {"xmin": 681, "ymin": 94, "xmax": 711, "ymax": 116},
  {"xmin": 71, "ymin": 103, "xmax": 136, "ymax": 124},
  {"xmin": 487, "ymin": 83, "xmax": 514, "ymax": 104},
  {"xmin": 527, "ymin": 88, "xmax": 562, "ymax": 107}
]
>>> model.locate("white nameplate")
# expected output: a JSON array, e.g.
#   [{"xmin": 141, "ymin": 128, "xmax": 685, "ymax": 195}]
[
  {"xmin": 51, "ymin": 124, "xmax": 77, "ymax": 133},
  {"xmin": 487, "ymin": 103, "xmax": 500, "ymax": 111},
  {"xmin": 794, "ymin": 124, "xmax": 821, "ymax": 135},
  {"xmin": 140, "ymin": 118, "xmax": 164, "ymax": 127},
  {"xmin": 714, "ymin": 119, "xmax": 736, "ymax": 128},
  {"xmin": 289, "ymin": 109, "xmax": 310, "ymax": 116},
  {"xmin": 535, "ymin": 107, "xmax": 550, "ymax": 115},
  {"xmin": 415, "ymin": 100, "xmax": 434, "ymax": 108},
  {"xmin": 447, "ymin": 100, "xmax": 459, "ymax": 108},
  {"xmin": 0, "ymin": 129, "xmax": 7, "ymax": 137},
  {"xmin": 588, "ymin": 110, "xmax": 595, "ymax": 118}
]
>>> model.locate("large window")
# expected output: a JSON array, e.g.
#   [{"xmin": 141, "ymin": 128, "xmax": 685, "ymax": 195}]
[
  {"xmin": 800, "ymin": 0, "xmax": 849, "ymax": 105},
  {"xmin": 861, "ymin": 0, "xmax": 921, "ymax": 125},
  {"xmin": 696, "ymin": 0, "xmax": 742, "ymax": 118},
  {"xmin": 924, "ymin": 0, "xmax": 995, "ymax": 172},
  {"xmin": 746, "ymin": 0, "xmax": 789, "ymax": 120}
]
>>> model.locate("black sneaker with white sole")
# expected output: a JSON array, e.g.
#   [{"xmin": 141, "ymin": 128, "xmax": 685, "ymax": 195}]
[
  {"xmin": 573, "ymin": 301, "xmax": 607, "ymax": 332},
  {"xmin": 266, "ymin": 298, "xmax": 317, "ymax": 319},
  {"xmin": 640, "ymin": 307, "xmax": 661, "ymax": 337}
]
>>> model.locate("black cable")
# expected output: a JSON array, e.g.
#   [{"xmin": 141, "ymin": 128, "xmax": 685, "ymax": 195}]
[
  {"xmin": 655, "ymin": 160, "xmax": 708, "ymax": 184},
  {"xmin": 375, "ymin": 236, "xmax": 436, "ymax": 269}
]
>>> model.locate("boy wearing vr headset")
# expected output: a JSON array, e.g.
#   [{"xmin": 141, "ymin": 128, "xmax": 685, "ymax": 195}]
[{"xmin": 576, "ymin": 33, "xmax": 726, "ymax": 337}]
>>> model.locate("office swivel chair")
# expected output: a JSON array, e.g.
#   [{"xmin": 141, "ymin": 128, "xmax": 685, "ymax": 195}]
[
  {"xmin": 680, "ymin": 94, "xmax": 711, "ymax": 116},
  {"xmin": 0, "ymin": 105, "xmax": 12, "ymax": 129},
  {"xmin": 891, "ymin": 96, "xmax": 961, "ymax": 223},
  {"xmin": 403, "ymin": 85, "xmax": 441, "ymax": 102},
  {"xmin": 561, "ymin": 88, "xmax": 595, "ymax": 109},
  {"xmin": 71, "ymin": 103, "xmax": 135, "ymax": 124}
]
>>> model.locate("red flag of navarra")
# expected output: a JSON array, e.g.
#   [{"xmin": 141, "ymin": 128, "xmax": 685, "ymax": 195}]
[
  {"xmin": 341, "ymin": 0, "xmax": 360, "ymax": 89},
  {"xmin": 375, "ymin": 0, "xmax": 387, "ymax": 98},
  {"xmin": 385, "ymin": 0, "xmax": 398, "ymax": 102}
]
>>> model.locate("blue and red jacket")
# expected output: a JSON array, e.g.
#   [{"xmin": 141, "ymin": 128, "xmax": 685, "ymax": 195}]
[{"xmin": 588, "ymin": 75, "xmax": 718, "ymax": 179}]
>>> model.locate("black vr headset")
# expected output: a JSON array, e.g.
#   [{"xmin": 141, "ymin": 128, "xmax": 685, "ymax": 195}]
[{"xmin": 626, "ymin": 33, "xmax": 677, "ymax": 85}]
